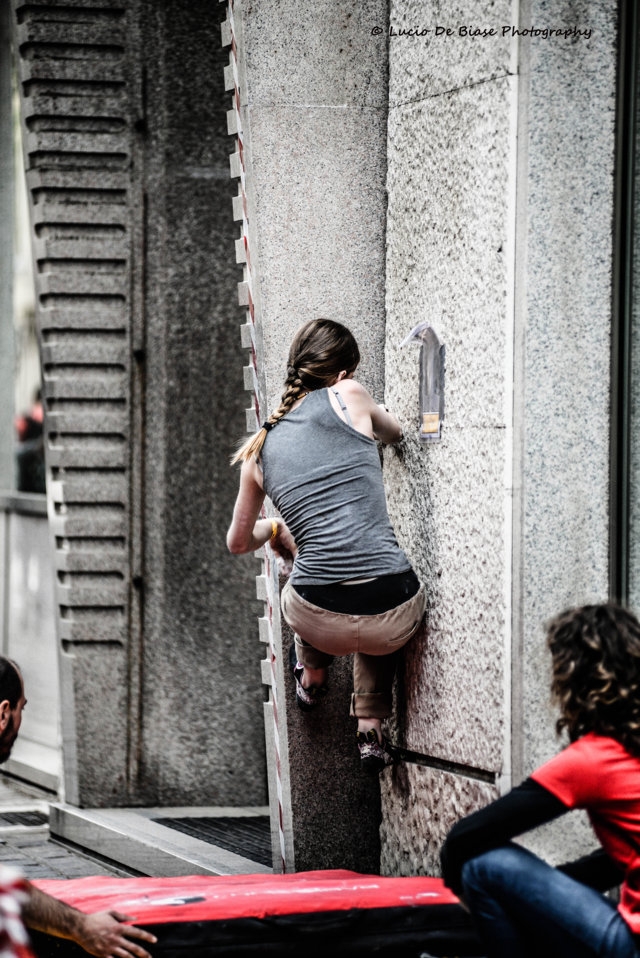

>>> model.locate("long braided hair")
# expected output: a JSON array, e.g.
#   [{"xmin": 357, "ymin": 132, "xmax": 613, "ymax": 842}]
[
  {"xmin": 547, "ymin": 603, "xmax": 640, "ymax": 755},
  {"xmin": 231, "ymin": 318, "xmax": 360, "ymax": 464}
]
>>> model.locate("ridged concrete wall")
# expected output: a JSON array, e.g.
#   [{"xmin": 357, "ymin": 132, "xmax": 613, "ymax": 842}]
[
  {"xmin": 0, "ymin": 4, "xmax": 15, "ymax": 491},
  {"xmin": 12, "ymin": 0, "xmax": 265, "ymax": 808},
  {"xmin": 12, "ymin": 0, "xmax": 136, "ymax": 804}
]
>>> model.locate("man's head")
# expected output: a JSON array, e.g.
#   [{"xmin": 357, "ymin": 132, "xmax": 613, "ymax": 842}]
[{"xmin": 0, "ymin": 659, "xmax": 26, "ymax": 762}]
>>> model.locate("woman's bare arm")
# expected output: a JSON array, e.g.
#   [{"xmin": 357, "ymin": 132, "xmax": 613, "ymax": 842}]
[
  {"xmin": 370, "ymin": 402, "xmax": 403, "ymax": 443},
  {"xmin": 226, "ymin": 457, "xmax": 269, "ymax": 554},
  {"xmin": 227, "ymin": 458, "xmax": 297, "ymax": 565}
]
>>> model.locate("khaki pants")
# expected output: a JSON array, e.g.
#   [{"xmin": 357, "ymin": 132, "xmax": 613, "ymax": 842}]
[{"xmin": 281, "ymin": 579, "xmax": 427, "ymax": 719}]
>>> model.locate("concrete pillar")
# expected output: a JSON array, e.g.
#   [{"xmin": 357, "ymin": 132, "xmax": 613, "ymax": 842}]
[
  {"xmin": 381, "ymin": 0, "xmax": 515, "ymax": 874},
  {"xmin": 224, "ymin": 0, "xmax": 390, "ymax": 870},
  {"xmin": 139, "ymin": 0, "xmax": 266, "ymax": 807},
  {"xmin": 11, "ymin": 0, "xmax": 136, "ymax": 805},
  {"xmin": 0, "ymin": 3, "xmax": 15, "ymax": 491}
]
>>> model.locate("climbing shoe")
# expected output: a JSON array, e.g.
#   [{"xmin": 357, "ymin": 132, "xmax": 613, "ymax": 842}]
[
  {"xmin": 289, "ymin": 643, "xmax": 328, "ymax": 711},
  {"xmin": 356, "ymin": 729, "xmax": 398, "ymax": 774}
]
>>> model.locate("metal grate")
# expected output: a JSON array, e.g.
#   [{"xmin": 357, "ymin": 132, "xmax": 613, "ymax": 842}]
[
  {"xmin": 0, "ymin": 811, "xmax": 48, "ymax": 828},
  {"xmin": 153, "ymin": 816, "xmax": 272, "ymax": 868}
]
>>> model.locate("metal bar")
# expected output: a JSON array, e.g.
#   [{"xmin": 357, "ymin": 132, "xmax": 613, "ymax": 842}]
[{"xmin": 387, "ymin": 745, "xmax": 498, "ymax": 786}]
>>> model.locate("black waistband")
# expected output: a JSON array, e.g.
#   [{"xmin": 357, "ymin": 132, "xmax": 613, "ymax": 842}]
[{"xmin": 292, "ymin": 569, "xmax": 420, "ymax": 616}]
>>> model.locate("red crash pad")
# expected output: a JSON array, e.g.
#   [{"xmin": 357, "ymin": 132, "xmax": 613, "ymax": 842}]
[
  {"xmin": 33, "ymin": 870, "xmax": 459, "ymax": 924},
  {"xmin": 30, "ymin": 870, "xmax": 481, "ymax": 957}
]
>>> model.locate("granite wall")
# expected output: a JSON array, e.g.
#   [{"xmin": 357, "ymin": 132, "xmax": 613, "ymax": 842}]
[
  {"xmin": 380, "ymin": 0, "xmax": 616, "ymax": 873},
  {"xmin": 516, "ymin": 0, "xmax": 617, "ymax": 766},
  {"xmin": 137, "ymin": 0, "xmax": 266, "ymax": 808},
  {"xmin": 380, "ymin": 0, "xmax": 515, "ymax": 873},
  {"xmin": 222, "ymin": 0, "xmax": 619, "ymax": 873},
  {"xmin": 514, "ymin": 0, "xmax": 617, "ymax": 860}
]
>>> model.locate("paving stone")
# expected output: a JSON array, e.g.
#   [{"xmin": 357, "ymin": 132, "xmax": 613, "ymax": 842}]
[
  {"xmin": 0, "ymin": 833, "xmax": 127, "ymax": 880},
  {"xmin": 0, "ymin": 778, "xmax": 131, "ymax": 880}
]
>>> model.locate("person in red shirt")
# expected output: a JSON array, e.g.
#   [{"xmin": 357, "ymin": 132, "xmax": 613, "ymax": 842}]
[{"xmin": 441, "ymin": 603, "xmax": 640, "ymax": 958}]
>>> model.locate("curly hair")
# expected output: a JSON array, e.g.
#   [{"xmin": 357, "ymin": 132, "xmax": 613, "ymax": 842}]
[{"xmin": 547, "ymin": 603, "xmax": 640, "ymax": 755}]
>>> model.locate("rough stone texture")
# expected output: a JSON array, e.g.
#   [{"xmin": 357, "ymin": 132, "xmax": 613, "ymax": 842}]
[
  {"xmin": 384, "ymin": 428, "xmax": 507, "ymax": 771},
  {"xmin": 382, "ymin": 2, "xmax": 515, "ymax": 876},
  {"xmin": 61, "ymin": 642, "xmax": 129, "ymax": 803},
  {"xmin": 233, "ymin": 0, "xmax": 389, "ymax": 869},
  {"xmin": 381, "ymin": 764, "xmax": 497, "ymax": 876},
  {"xmin": 510, "ymin": 0, "xmax": 617, "ymax": 862},
  {"xmin": 517, "ymin": 0, "xmax": 617, "ymax": 788},
  {"xmin": 241, "ymin": 0, "xmax": 389, "ymax": 410},
  {"xmin": 631, "ymin": 66, "xmax": 640, "ymax": 610},
  {"xmin": 282, "ymin": 617, "xmax": 381, "ymax": 874},
  {"xmin": 251, "ymin": 103, "xmax": 388, "ymax": 406},
  {"xmin": 243, "ymin": 1, "xmax": 389, "ymax": 111},
  {"xmin": 5, "ymin": 509, "xmax": 59, "ymax": 783},
  {"xmin": 139, "ymin": 0, "xmax": 266, "ymax": 807},
  {"xmin": 387, "ymin": 4, "xmax": 513, "ymax": 104},
  {"xmin": 380, "ymin": 0, "xmax": 618, "ymax": 874}
]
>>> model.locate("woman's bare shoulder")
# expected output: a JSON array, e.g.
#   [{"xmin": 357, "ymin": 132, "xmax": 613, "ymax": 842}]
[{"xmin": 333, "ymin": 379, "xmax": 374, "ymax": 403}]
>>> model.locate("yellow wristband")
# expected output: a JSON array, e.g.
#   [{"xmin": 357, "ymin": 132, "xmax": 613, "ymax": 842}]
[{"xmin": 269, "ymin": 519, "xmax": 278, "ymax": 541}]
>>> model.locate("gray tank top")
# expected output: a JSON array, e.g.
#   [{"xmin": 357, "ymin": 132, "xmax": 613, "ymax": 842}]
[{"xmin": 261, "ymin": 388, "xmax": 411, "ymax": 585}]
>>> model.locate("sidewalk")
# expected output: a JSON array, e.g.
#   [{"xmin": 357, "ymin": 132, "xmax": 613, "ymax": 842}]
[
  {"xmin": 0, "ymin": 772, "xmax": 273, "ymax": 881},
  {"xmin": 0, "ymin": 774, "xmax": 131, "ymax": 881}
]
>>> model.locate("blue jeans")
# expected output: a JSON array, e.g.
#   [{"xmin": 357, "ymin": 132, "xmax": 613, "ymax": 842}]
[{"xmin": 461, "ymin": 843, "xmax": 639, "ymax": 958}]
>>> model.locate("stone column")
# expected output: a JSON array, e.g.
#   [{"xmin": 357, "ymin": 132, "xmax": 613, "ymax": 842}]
[
  {"xmin": 138, "ymin": 0, "xmax": 267, "ymax": 807},
  {"xmin": 224, "ymin": 0, "xmax": 390, "ymax": 870},
  {"xmin": 381, "ymin": 0, "xmax": 515, "ymax": 874},
  {"xmin": 514, "ymin": 0, "xmax": 617, "ymax": 858}
]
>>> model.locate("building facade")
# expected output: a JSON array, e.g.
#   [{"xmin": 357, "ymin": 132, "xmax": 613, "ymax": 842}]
[{"xmin": 4, "ymin": 0, "xmax": 633, "ymax": 875}]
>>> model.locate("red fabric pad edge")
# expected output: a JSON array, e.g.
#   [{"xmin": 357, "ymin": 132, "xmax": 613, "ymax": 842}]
[{"xmin": 32, "ymin": 871, "xmax": 459, "ymax": 926}]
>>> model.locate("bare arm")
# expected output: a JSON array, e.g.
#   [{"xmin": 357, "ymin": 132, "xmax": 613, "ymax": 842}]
[
  {"xmin": 370, "ymin": 403, "xmax": 403, "ymax": 444},
  {"xmin": 227, "ymin": 457, "xmax": 297, "ymax": 565},
  {"xmin": 23, "ymin": 884, "xmax": 157, "ymax": 958}
]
